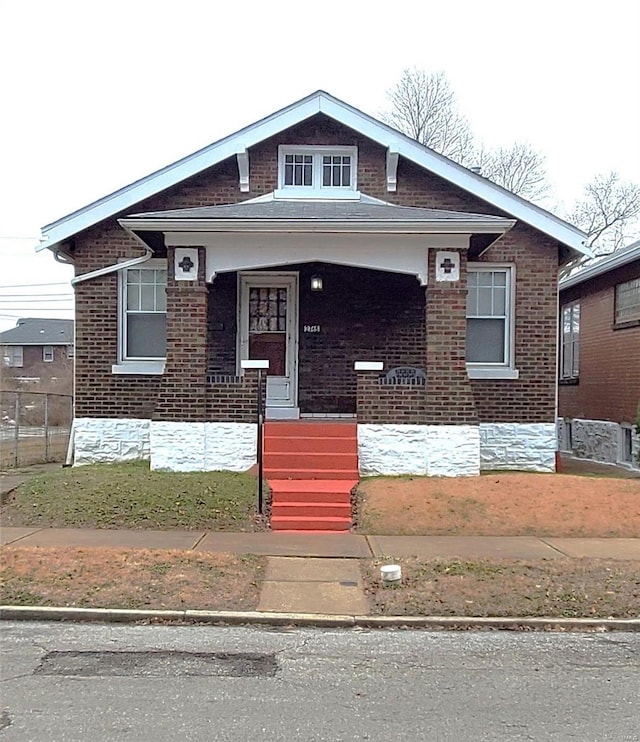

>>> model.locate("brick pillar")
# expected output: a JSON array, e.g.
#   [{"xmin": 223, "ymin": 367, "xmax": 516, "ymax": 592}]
[
  {"xmin": 425, "ymin": 248, "xmax": 478, "ymax": 424},
  {"xmin": 154, "ymin": 247, "xmax": 208, "ymax": 422}
]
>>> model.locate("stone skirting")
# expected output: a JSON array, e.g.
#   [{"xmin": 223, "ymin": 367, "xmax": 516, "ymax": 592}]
[
  {"xmin": 479, "ymin": 422, "xmax": 556, "ymax": 472},
  {"xmin": 358, "ymin": 424, "xmax": 480, "ymax": 477},
  {"xmin": 73, "ymin": 418, "xmax": 151, "ymax": 465},
  {"xmin": 557, "ymin": 417, "xmax": 639, "ymax": 469}
]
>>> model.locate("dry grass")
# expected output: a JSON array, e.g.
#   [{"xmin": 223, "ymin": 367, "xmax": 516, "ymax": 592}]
[
  {"xmin": 362, "ymin": 557, "xmax": 640, "ymax": 618},
  {"xmin": 357, "ymin": 473, "xmax": 640, "ymax": 537},
  {"xmin": 0, "ymin": 547, "xmax": 264, "ymax": 611}
]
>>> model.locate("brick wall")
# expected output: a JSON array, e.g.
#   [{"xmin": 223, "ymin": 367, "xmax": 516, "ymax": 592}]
[
  {"xmin": 356, "ymin": 371, "xmax": 427, "ymax": 424},
  {"xmin": 559, "ymin": 260, "xmax": 640, "ymax": 423},
  {"xmin": 1, "ymin": 344, "xmax": 73, "ymax": 395},
  {"xmin": 205, "ymin": 370, "xmax": 264, "ymax": 422},
  {"xmin": 154, "ymin": 247, "xmax": 208, "ymax": 422},
  {"xmin": 68, "ymin": 113, "xmax": 562, "ymax": 424}
]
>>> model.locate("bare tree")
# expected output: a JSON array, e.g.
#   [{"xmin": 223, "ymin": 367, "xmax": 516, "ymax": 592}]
[
  {"xmin": 382, "ymin": 68, "xmax": 475, "ymax": 164},
  {"xmin": 566, "ymin": 172, "xmax": 640, "ymax": 253},
  {"xmin": 474, "ymin": 143, "xmax": 550, "ymax": 201},
  {"xmin": 383, "ymin": 67, "xmax": 549, "ymax": 201}
]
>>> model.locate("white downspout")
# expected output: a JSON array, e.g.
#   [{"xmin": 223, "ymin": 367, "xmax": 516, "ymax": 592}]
[{"xmin": 70, "ymin": 245, "xmax": 153, "ymax": 285}]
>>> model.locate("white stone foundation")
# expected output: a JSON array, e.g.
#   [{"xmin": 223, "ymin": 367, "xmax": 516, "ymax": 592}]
[
  {"xmin": 73, "ymin": 418, "xmax": 151, "ymax": 466},
  {"xmin": 358, "ymin": 425, "xmax": 480, "ymax": 477},
  {"xmin": 479, "ymin": 422, "xmax": 556, "ymax": 472},
  {"xmin": 150, "ymin": 422, "xmax": 257, "ymax": 472},
  {"xmin": 558, "ymin": 417, "xmax": 639, "ymax": 468}
]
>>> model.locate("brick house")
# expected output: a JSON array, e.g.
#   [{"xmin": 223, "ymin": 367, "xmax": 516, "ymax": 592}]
[
  {"xmin": 38, "ymin": 90, "xmax": 590, "ymax": 481},
  {"xmin": 558, "ymin": 240, "xmax": 640, "ymax": 468},
  {"xmin": 0, "ymin": 318, "xmax": 74, "ymax": 395}
]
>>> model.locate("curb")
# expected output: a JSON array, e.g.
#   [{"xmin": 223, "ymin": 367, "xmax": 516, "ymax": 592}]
[{"xmin": 2, "ymin": 606, "xmax": 639, "ymax": 631}]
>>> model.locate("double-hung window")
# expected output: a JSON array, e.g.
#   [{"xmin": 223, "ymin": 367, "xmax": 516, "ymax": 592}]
[
  {"xmin": 615, "ymin": 278, "xmax": 640, "ymax": 325},
  {"xmin": 466, "ymin": 264, "xmax": 518, "ymax": 378},
  {"xmin": 277, "ymin": 146, "xmax": 357, "ymax": 198},
  {"xmin": 43, "ymin": 345, "xmax": 54, "ymax": 362},
  {"xmin": 560, "ymin": 302, "xmax": 580, "ymax": 380},
  {"xmin": 114, "ymin": 260, "xmax": 167, "ymax": 374},
  {"xmin": 3, "ymin": 346, "xmax": 23, "ymax": 367}
]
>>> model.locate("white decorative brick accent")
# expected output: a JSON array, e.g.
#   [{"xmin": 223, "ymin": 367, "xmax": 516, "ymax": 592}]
[
  {"xmin": 479, "ymin": 422, "xmax": 556, "ymax": 472},
  {"xmin": 150, "ymin": 421, "xmax": 257, "ymax": 472},
  {"xmin": 357, "ymin": 424, "xmax": 480, "ymax": 477},
  {"xmin": 73, "ymin": 418, "xmax": 150, "ymax": 465}
]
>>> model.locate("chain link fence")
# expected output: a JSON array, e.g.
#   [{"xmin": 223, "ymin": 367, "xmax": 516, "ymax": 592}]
[{"xmin": 1, "ymin": 390, "xmax": 73, "ymax": 468}]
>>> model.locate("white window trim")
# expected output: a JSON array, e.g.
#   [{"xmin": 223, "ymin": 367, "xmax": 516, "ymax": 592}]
[
  {"xmin": 560, "ymin": 300, "xmax": 580, "ymax": 380},
  {"xmin": 113, "ymin": 257, "xmax": 167, "ymax": 375},
  {"xmin": 43, "ymin": 345, "xmax": 54, "ymax": 362},
  {"xmin": 466, "ymin": 263, "xmax": 519, "ymax": 380},
  {"xmin": 275, "ymin": 145, "xmax": 359, "ymax": 199}
]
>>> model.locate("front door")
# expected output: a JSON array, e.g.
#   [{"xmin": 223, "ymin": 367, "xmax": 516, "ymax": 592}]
[{"xmin": 238, "ymin": 273, "xmax": 299, "ymax": 416}]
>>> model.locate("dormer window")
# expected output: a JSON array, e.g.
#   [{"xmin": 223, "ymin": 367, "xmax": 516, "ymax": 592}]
[{"xmin": 277, "ymin": 146, "xmax": 358, "ymax": 198}]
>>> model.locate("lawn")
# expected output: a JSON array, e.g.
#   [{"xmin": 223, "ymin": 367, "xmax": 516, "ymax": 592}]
[
  {"xmin": 356, "ymin": 472, "xmax": 640, "ymax": 537},
  {"xmin": 1, "ymin": 547, "xmax": 264, "ymax": 611},
  {"xmin": 0, "ymin": 462, "xmax": 264, "ymax": 531},
  {"xmin": 362, "ymin": 557, "xmax": 640, "ymax": 618}
]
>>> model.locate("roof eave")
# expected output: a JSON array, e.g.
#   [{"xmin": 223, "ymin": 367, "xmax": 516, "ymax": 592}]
[
  {"xmin": 39, "ymin": 89, "xmax": 589, "ymax": 256},
  {"xmin": 119, "ymin": 216, "xmax": 516, "ymax": 235},
  {"xmin": 560, "ymin": 244, "xmax": 640, "ymax": 289}
]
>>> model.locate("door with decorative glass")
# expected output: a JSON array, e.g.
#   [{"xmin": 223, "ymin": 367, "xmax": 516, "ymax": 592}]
[{"xmin": 238, "ymin": 273, "xmax": 299, "ymax": 415}]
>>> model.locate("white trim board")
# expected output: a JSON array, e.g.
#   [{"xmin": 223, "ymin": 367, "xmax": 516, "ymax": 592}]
[{"xmin": 39, "ymin": 91, "xmax": 589, "ymax": 258}]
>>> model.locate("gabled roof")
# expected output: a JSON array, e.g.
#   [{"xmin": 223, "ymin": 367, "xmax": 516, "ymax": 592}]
[
  {"xmin": 0, "ymin": 318, "xmax": 74, "ymax": 346},
  {"xmin": 38, "ymin": 90, "xmax": 589, "ymax": 256},
  {"xmin": 560, "ymin": 239, "xmax": 640, "ymax": 290}
]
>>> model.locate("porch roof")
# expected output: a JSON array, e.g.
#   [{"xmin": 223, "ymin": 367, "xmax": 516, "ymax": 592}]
[{"xmin": 121, "ymin": 198, "xmax": 516, "ymax": 237}]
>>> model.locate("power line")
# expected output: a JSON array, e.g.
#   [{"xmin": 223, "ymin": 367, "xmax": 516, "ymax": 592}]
[
  {"xmin": 0, "ymin": 293, "xmax": 74, "ymax": 298},
  {"xmin": 0, "ymin": 282, "xmax": 71, "ymax": 288}
]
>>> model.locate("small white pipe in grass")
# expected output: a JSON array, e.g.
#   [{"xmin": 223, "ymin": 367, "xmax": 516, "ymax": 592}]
[{"xmin": 380, "ymin": 565, "xmax": 402, "ymax": 583}]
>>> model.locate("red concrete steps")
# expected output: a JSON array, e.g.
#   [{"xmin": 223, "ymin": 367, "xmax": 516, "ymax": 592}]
[{"xmin": 264, "ymin": 421, "xmax": 359, "ymax": 532}]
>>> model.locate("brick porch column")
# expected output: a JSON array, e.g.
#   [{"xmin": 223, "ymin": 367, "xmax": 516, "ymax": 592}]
[
  {"xmin": 154, "ymin": 246, "xmax": 208, "ymax": 422},
  {"xmin": 425, "ymin": 248, "xmax": 478, "ymax": 424}
]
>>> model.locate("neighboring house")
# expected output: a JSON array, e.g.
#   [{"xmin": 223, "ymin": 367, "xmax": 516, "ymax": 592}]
[
  {"xmin": 0, "ymin": 318, "xmax": 74, "ymax": 395},
  {"xmin": 558, "ymin": 240, "xmax": 640, "ymax": 468},
  {"xmin": 38, "ymin": 90, "xmax": 590, "ymax": 476}
]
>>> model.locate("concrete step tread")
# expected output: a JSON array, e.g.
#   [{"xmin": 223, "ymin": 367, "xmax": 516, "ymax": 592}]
[
  {"xmin": 268, "ymin": 479, "xmax": 358, "ymax": 492},
  {"xmin": 271, "ymin": 515, "xmax": 353, "ymax": 523},
  {"xmin": 264, "ymin": 469, "xmax": 359, "ymax": 480}
]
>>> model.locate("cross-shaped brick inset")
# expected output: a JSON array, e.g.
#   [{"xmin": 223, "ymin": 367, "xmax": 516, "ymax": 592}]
[
  {"xmin": 178, "ymin": 256, "xmax": 194, "ymax": 273},
  {"xmin": 440, "ymin": 257, "xmax": 455, "ymax": 274}
]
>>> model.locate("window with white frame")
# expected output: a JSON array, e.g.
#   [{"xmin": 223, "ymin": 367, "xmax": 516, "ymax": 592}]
[
  {"xmin": 560, "ymin": 302, "xmax": 580, "ymax": 380},
  {"xmin": 3, "ymin": 346, "xmax": 23, "ymax": 367},
  {"xmin": 278, "ymin": 146, "xmax": 357, "ymax": 195},
  {"xmin": 67, "ymin": 344, "xmax": 74, "ymax": 359},
  {"xmin": 466, "ymin": 265, "xmax": 515, "ymax": 371},
  {"xmin": 615, "ymin": 278, "xmax": 640, "ymax": 324},
  {"xmin": 121, "ymin": 262, "xmax": 167, "ymax": 360},
  {"xmin": 43, "ymin": 345, "xmax": 54, "ymax": 362}
]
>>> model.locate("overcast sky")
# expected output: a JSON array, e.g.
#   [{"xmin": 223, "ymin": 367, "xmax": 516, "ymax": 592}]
[{"xmin": 1, "ymin": 0, "xmax": 638, "ymax": 332}]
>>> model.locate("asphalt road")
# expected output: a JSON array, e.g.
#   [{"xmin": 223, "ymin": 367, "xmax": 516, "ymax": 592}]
[{"xmin": 1, "ymin": 622, "xmax": 639, "ymax": 741}]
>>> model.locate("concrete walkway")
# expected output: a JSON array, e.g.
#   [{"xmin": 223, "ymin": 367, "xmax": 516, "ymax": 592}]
[{"xmin": 2, "ymin": 526, "xmax": 639, "ymax": 561}]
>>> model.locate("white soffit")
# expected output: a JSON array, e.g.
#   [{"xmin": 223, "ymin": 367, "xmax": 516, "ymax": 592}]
[{"xmin": 38, "ymin": 90, "xmax": 589, "ymax": 256}]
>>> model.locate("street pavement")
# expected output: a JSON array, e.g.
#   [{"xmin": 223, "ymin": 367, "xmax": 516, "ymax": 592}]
[{"xmin": 1, "ymin": 622, "xmax": 639, "ymax": 741}]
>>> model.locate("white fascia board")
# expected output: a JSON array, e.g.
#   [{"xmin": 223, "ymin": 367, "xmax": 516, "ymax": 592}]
[
  {"xmin": 120, "ymin": 217, "xmax": 515, "ymax": 235},
  {"xmin": 39, "ymin": 89, "xmax": 588, "ymax": 257},
  {"xmin": 559, "ymin": 242, "xmax": 640, "ymax": 290},
  {"xmin": 38, "ymin": 95, "xmax": 323, "ymax": 252}
]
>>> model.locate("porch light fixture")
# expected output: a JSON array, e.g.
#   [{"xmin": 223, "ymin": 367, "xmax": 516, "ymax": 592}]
[{"xmin": 310, "ymin": 274, "xmax": 323, "ymax": 292}]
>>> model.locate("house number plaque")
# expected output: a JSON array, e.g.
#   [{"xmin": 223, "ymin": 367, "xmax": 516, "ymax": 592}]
[{"xmin": 303, "ymin": 325, "xmax": 321, "ymax": 333}]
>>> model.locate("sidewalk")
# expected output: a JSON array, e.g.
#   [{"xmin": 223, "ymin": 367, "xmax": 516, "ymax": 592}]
[{"xmin": 3, "ymin": 524, "xmax": 639, "ymax": 560}]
